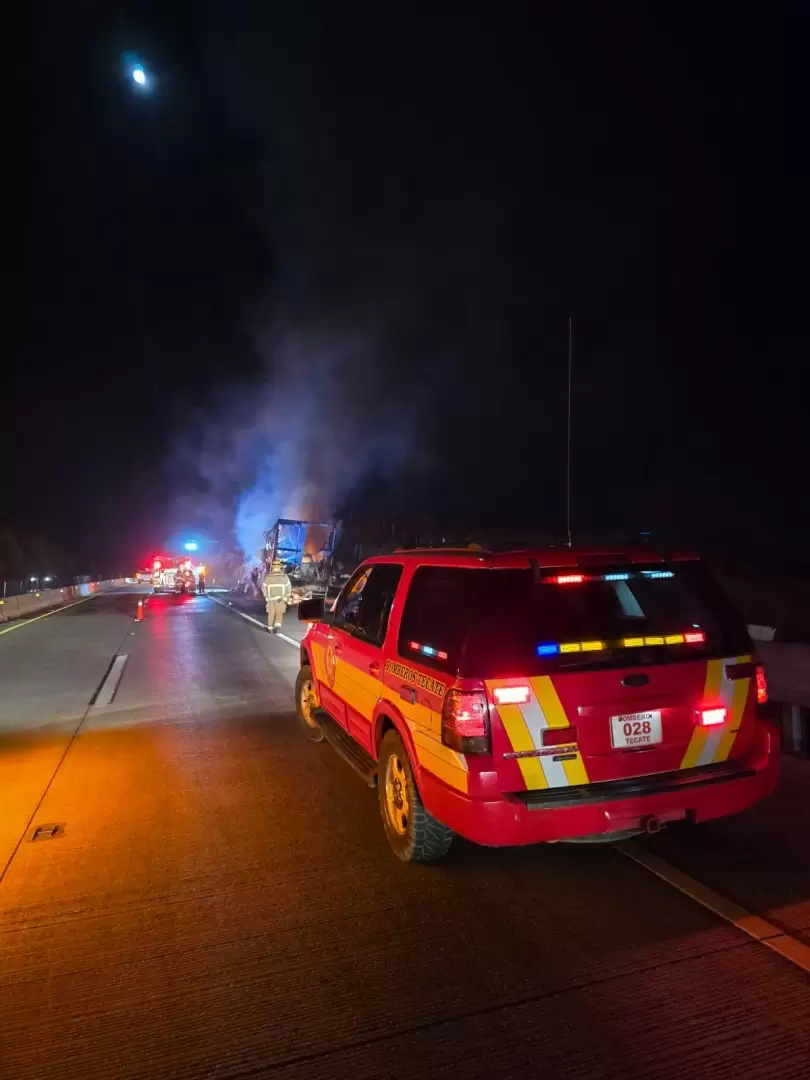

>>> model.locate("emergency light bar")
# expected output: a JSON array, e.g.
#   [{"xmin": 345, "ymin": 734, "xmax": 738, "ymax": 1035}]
[
  {"xmin": 537, "ymin": 629, "xmax": 706, "ymax": 657},
  {"xmin": 409, "ymin": 641, "xmax": 449, "ymax": 661},
  {"xmin": 544, "ymin": 570, "xmax": 675, "ymax": 584}
]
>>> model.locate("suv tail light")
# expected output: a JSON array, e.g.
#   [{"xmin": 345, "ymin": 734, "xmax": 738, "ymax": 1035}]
[
  {"xmin": 756, "ymin": 665, "xmax": 768, "ymax": 705},
  {"xmin": 441, "ymin": 690, "xmax": 490, "ymax": 754}
]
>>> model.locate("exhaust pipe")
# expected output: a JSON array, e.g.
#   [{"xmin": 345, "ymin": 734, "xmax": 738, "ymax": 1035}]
[{"xmin": 642, "ymin": 815, "xmax": 661, "ymax": 835}]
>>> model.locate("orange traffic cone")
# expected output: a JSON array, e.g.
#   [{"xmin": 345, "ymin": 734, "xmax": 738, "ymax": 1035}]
[{"xmin": 136, "ymin": 599, "xmax": 144, "ymax": 622}]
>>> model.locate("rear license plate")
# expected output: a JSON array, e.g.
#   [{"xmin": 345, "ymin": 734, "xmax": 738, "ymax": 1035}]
[{"xmin": 610, "ymin": 710, "xmax": 662, "ymax": 749}]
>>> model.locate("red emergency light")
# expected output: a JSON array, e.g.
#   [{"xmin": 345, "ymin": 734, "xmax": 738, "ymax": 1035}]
[
  {"xmin": 492, "ymin": 685, "xmax": 531, "ymax": 706},
  {"xmin": 698, "ymin": 707, "xmax": 727, "ymax": 727}
]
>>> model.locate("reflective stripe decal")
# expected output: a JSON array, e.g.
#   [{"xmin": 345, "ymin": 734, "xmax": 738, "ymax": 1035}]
[
  {"xmin": 681, "ymin": 656, "xmax": 751, "ymax": 769},
  {"xmin": 411, "ymin": 726, "xmax": 469, "ymax": 793},
  {"xmin": 519, "ymin": 695, "xmax": 569, "ymax": 787},
  {"xmin": 497, "ymin": 703, "xmax": 549, "ymax": 789},
  {"xmin": 680, "ymin": 659, "xmax": 723, "ymax": 769},
  {"xmin": 707, "ymin": 655, "xmax": 751, "ymax": 765},
  {"xmin": 491, "ymin": 678, "xmax": 588, "ymax": 790},
  {"xmin": 532, "ymin": 676, "xmax": 589, "ymax": 786},
  {"xmin": 531, "ymin": 677, "xmax": 568, "ymax": 728}
]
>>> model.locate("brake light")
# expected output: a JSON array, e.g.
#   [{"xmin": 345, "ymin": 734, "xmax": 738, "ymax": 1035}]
[
  {"xmin": 493, "ymin": 685, "xmax": 531, "ymax": 705},
  {"xmin": 554, "ymin": 574, "xmax": 585, "ymax": 584},
  {"xmin": 756, "ymin": 665, "xmax": 768, "ymax": 705},
  {"xmin": 542, "ymin": 725, "xmax": 578, "ymax": 747},
  {"xmin": 441, "ymin": 690, "xmax": 490, "ymax": 754},
  {"xmin": 698, "ymin": 707, "xmax": 727, "ymax": 727},
  {"xmin": 684, "ymin": 630, "xmax": 706, "ymax": 644}
]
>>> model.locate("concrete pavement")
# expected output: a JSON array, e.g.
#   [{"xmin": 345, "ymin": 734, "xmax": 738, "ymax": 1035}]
[{"xmin": 2, "ymin": 588, "xmax": 810, "ymax": 1079}]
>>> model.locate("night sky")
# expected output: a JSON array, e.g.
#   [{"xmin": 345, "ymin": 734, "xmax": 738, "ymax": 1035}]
[{"xmin": 9, "ymin": 5, "xmax": 807, "ymax": 574}]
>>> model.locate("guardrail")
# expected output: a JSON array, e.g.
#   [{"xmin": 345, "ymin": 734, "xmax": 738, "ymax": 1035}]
[
  {"xmin": 776, "ymin": 702, "xmax": 809, "ymax": 758},
  {"xmin": 0, "ymin": 579, "xmax": 126, "ymax": 623}
]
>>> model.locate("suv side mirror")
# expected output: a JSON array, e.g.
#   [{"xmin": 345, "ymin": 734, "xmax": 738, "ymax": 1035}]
[{"xmin": 298, "ymin": 597, "xmax": 325, "ymax": 622}]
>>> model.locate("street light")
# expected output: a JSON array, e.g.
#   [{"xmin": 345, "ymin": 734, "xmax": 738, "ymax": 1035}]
[
  {"xmin": 131, "ymin": 64, "xmax": 147, "ymax": 87},
  {"xmin": 184, "ymin": 541, "xmax": 198, "ymax": 552}
]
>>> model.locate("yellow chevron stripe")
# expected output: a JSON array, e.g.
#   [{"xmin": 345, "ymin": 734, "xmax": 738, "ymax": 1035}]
[
  {"xmin": 531, "ymin": 676, "xmax": 568, "ymax": 727},
  {"xmin": 713, "ymin": 673, "xmax": 751, "ymax": 764},
  {"xmin": 412, "ymin": 728, "xmax": 469, "ymax": 793},
  {"xmin": 531, "ymin": 676, "xmax": 589, "ymax": 785},
  {"xmin": 680, "ymin": 659, "xmax": 723, "ymax": 769},
  {"xmin": 498, "ymin": 703, "xmax": 548, "ymax": 789}
]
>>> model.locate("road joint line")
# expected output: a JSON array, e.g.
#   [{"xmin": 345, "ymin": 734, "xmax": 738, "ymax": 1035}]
[
  {"xmin": 618, "ymin": 841, "xmax": 810, "ymax": 974},
  {"xmin": 91, "ymin": 654, "xmax": 129, "ymax": 708}
]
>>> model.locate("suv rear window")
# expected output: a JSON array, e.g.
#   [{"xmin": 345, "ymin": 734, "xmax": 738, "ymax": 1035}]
[{"xmin": 398, "ymin": 564, "xmax": 749, "ymax": 678}]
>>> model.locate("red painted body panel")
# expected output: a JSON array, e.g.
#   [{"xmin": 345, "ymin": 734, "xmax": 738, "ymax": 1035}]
[{"xmin": 420, "ymin": 720, "xmax": 780, "ymax": 846}]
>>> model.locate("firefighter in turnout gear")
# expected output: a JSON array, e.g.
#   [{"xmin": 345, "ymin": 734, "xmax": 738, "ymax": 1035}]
[{"xmin": 262, "ymin": 560, "xmax": 292, "ymax": 633}]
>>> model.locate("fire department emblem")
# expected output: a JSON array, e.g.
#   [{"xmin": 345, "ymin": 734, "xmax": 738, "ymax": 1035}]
[{"xmin": 325, "ymin": 639, "xmax": 337, "ymax": 688}]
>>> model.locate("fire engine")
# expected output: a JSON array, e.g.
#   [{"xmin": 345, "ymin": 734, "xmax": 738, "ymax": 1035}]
[
  {"xmin": 295, "ymin": 546, "xmax": 779, "ymax": 862},
  {"xmin": 151, "ymin": 556, "xmax": 198, "ymax": 594}
]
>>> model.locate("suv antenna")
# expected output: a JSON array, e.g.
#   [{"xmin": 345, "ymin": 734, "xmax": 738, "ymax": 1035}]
[{"xmin": 565, "ymin": 315, "xmax": 573, "ymax": 549}]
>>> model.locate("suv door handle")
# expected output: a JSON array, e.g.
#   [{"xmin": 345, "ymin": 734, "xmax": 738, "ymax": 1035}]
[
  {"xmin": 368, "ymin": 660, "xmax": 381, "ymax": 676},
  {"xmin": 399, "ymin": 684, "xmax": 416, "ymax": 704}
]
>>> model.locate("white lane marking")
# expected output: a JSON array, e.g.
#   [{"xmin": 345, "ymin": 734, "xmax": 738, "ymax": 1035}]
[
  {"xmin": 619, "ymin": 842, "xmax": 810, "ymax": 975},
  {"xmin": 209, "ymin": 595, "xmax": 301, "ymax": 649},
  {"xmin": 92, "ymin": 654, "xmax": 129, "ymax": 708},
  {"xmin": 0, "ymin": 594, "xmax": 98, "ymax": 637}
]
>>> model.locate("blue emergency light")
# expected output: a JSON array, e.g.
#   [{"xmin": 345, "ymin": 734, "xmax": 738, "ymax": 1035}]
[{"xmin": 536, "ymin": 643, "xmax": 560, "ymax": 656}]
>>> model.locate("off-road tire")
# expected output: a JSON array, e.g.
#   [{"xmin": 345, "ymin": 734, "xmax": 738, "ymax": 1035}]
[{"xmin": 378, "ymin": 730, "xmax": 453, "ymax": 862}]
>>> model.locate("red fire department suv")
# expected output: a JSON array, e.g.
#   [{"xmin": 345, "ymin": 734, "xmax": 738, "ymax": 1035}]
[{"xmin": 295, "ymin": 548, "xmax": 779, "ymax": 862}]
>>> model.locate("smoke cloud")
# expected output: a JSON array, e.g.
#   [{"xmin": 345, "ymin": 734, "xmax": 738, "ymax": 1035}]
[
  {"xmin": 169, "ymin": 309, "xmax": 434, "ymax": 563},
  {"xmin": 162, "ymin": 13, "xmax": 516, "ymax": 560}
]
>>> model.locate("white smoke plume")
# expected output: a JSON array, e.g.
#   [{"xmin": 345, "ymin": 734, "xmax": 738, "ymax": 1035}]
[{"xmin": 170, "ymin": 314, "xmax": 428, "ymax": 563}]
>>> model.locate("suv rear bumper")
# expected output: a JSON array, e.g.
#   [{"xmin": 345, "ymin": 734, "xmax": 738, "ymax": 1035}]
[{"xmin": 419, "ymin": 720, "xmax": 781, "ymax": 846}]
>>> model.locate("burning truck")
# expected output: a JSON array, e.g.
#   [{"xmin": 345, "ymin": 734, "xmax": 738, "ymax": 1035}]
[{"xmin": 262, "ymin": 519, "xmax": 341, "ymax": 602}]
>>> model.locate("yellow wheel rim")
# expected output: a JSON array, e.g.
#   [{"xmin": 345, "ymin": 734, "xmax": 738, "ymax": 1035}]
[
  {"xmin": 385, "ymin": 754, "xmax": 410, "ymax": 836},
  {"xmin": 299, "ymin": 679, "xmax": 319, "ymax": 728}
]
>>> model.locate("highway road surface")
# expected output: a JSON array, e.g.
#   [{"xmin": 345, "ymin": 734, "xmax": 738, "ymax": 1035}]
[{"xmin": 2, "ymin": 588, "xmax": 810, "ymax": 1080}]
